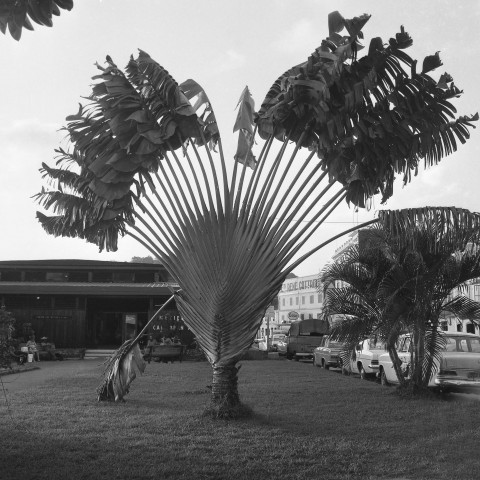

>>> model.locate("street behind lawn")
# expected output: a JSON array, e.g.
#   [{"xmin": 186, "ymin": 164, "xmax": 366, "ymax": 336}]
[{"xmin": 1, "ymin": 358, "xmax": 479, "ymax": 480}]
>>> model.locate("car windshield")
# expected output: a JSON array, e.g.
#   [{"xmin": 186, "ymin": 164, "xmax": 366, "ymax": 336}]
[
  {"xmin": 444, "ymin": 336, "xmax": 480, "ymax": 353},
  {"xmin": 370, "ymin": 340, "xmax": 386, "ymax": 350},
  {"xmin": 328, "ymin": 341, "xmax": 344, "ymax": 348},
  {"xmin": 272, "ymin": 335, "xmax": 285, "ymax": 341}
]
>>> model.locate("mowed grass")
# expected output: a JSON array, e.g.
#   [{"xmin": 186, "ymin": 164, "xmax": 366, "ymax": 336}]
[{"xmin": 1, "ymin": 358, "xmax": 480, "ymax": 480}]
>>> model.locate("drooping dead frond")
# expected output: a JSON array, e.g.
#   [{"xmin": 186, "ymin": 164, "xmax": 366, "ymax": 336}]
[
  {"xmin": 97, "ymin": 293, "xmax": 177, "ymax": 402},
  {"xmin": 97, "ymin": 341, "xmax": 145, "ymax": 402}
]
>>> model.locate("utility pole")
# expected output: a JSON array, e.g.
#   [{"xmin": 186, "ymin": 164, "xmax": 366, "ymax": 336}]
[{"xmin": 266, "ymin": 315, "xmax": 270, "ymax": 351}]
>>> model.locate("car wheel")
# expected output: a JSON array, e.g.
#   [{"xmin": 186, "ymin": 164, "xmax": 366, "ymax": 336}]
[
  {"xmin": 380, "ymin": 369, "xmax": 389, "ymax": 386},
  {"xmin": 359, "ymin": 365, "xmax": 368, "ymax": 380},
  {"xmin": 294, "ymin": 353, "xmax": 299, "ymax": 361},
  {"xmin": 322, "ymin": 359, "xmax": 329, "ymax": 370}
]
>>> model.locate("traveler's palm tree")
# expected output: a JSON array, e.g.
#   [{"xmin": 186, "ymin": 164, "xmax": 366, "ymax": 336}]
[
  {"xmin": 322, "ymin": 212, "xmax": 480, "ymax": 389},
  {"xmin": 34, "ymin": 12, "xmax": 477, "ymax": 412},
  {"xmin": 0, "ymin": 0, "xmax": 73, "ymax": 40}
]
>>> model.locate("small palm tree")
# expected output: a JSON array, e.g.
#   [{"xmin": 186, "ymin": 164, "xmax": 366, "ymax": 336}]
[
  {"xmin": 322, "ymin": 209, "xmax": 480, "ymax": 390},
  {"xmin": 34, "ymin": 12, "xmax": 477, "ymax": 414},
  {"xmin": 321, "ymin": 228, "xmax": 410, "ymax": 384},
  {"xmin": 379, "ymin": 210, "xmax": 480, "ymax": 388},
  {"xmin": 0, "ymin": 0, "xmax": 73, "ymax": 40}
]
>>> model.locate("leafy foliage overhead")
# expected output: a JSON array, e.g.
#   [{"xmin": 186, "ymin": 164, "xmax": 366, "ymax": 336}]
[
  {"xmin": 0, "ymin": 0, "xmax": 73, "ymax": 40},
  {"xmin": 254, "ymin": 11, "xmax": 478, "ymax": 207},
  {"xmin": 378, "ymin": 207, "xmax": 480, "ymax": 255},
  {"xmin": 34, "ymin": 51, "xmax": 220, "ymax": 252}
]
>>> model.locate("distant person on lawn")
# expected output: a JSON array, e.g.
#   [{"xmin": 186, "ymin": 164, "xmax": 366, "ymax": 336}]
[
  {"xmin": 26, "ymin": 335, "xmax": 40, "ymax": 362},
  {"xmin": 145, "ymin": 334, "xmax": 157, "ymax": 364}
]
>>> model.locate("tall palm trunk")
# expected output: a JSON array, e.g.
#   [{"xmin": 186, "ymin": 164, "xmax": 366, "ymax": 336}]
[
  {"xmin": 211, "ymin": 364, "xmax": 241, "ymax": 408},
  {"xmin": 412, "ymin": 321, "xmax": 426, "ymax": 388},
  {"xmin": 387, "ymin": 346, "xmax": 407, "ymax": 386},
  {"xmin": 423, "ymin": 318, "xmax": 440, "ymax": 388}
]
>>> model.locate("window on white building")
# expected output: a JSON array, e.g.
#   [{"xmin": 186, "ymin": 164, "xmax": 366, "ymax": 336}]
[
  {"xmin": 282, "ymin": 298, "xmax": 285, "ymax": 306},
  {"xmin": 318, "ymin": 293, "xmax": 322, "ymax": 303},
  {"xmin": 296, "ymin": 297, "xmax": 298, "ymax": 305},
  {"xmin": 302, "ymin": 296, "xmax": 305, "ymax": 304},
  {"xmin": 290, "ymin": 297, "xmax": 293, "ymax": 305},
  {"xmin": 310, "ymin": 295, "xmax": 314, "ymax": 303},
  {"xmin": 474, "ymin": 285, "xmax": 480, "ymax": 302}
]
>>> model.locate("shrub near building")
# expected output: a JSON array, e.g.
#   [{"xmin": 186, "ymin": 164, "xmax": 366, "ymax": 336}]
[{"xmin": 0, "ymin": 306, "xmax": 16, "ymax": 369}]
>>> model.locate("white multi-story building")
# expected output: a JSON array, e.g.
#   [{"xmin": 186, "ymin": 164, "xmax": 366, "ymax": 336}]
[
  {"xmin": 277, "ymin": 274, "xmax": 324, "ymax": 323},
  {"xmin": 255, "ymin": 274, "xmax": 325, "ymax": 340}
]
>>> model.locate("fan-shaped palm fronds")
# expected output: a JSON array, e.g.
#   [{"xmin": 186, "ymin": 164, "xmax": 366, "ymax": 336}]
[
  {"xmin": 0, "ymin": 0, "xmax": 73, "ymax": 40},
  {"xmin": 36, "ymin": 12, "xmax": 477, "ymax": 411}
]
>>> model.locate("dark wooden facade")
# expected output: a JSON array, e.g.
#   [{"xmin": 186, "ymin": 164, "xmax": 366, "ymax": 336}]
[{"xmin": 0, "ymin": 260, "xmax": 191, "ymax": 348}]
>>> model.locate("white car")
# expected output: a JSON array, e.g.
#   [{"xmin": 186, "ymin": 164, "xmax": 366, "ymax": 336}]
[
  {"xmin": 349, "ymin": 338, "xmax": 386, "ymax": 379},
  {"xmin": 378, "ymin": 332, "xmax": 480, "ymax": 391},
  {"xmin": 257, "ymin": 334, "xmax": 287, "ymax": 352}
]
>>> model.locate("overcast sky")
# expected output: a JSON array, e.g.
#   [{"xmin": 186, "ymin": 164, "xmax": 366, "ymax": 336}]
[{"xmin": 1, "ymin": 0, "xmax": 479, "ymax": 276}]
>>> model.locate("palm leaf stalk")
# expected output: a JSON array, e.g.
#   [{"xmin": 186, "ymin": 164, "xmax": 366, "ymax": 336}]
[
  {"xmin": 35, "ymin": 12, "xmax": 477, "ymax": 414},
  {"xmin": 96, "ymin": 293, "xmax": 177, "ymax": 402}
]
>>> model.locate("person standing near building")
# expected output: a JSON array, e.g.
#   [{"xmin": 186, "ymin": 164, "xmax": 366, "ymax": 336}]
[{"xmin": 26, "ymin": 335, "xmax": 40, "ymax": 362}]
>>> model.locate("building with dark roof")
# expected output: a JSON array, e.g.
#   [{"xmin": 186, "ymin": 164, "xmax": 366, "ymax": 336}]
[{"xmin": 0, "ymin": 259, "xmax": 192, "ymax": 349}]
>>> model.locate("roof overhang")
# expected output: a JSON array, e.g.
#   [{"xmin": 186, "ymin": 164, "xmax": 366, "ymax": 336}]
[{"xmin": 0, "ymin": 282, "xmax": 179, "ymax": 296}]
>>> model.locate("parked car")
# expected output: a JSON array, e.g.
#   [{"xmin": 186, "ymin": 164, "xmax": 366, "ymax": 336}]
[
  {"xmin": 378, "ymin": 332, "xmax": 480, "ymax": 392},
  {"xmin": 277, "ymin": 337, "xmax": 287, "ymax": 355},
  {"xmin": 257, "ymin": 337, "xmax": 268, "ymax": 351},
  {"xmin": 313, "ymin": 336, "xmax": 346, "ymax": 369},
  {"xmin": 257, "ymin": 334, "xmax": 287, "ymax": 352},
  {"xmin": 286, "ymin": 318, "xmax": 328, "ymax": 361},
  {"xmin": 270, "ymin": 334, "xmax": 286, "ymax": 352},
  {"xmin": 349, "ymin": 337, "xmax": 386, "ymax": 379}
]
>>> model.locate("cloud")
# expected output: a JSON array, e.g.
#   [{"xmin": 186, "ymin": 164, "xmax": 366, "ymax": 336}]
[
  {"xmin": 273, "ymin": 19, "xmax": 318, "ymax": 55},
  {"xmin": 0, "ymin": 119, "xmax": 62, "ymax": 225},
  {"xmin": 211, "ymin": 49, "xmax": 246, "ymax": 75}
]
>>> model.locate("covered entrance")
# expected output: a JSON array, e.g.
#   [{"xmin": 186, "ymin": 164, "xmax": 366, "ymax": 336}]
[{"xmin": 86, "ymin": 296, "xmax": 149, "ymax": 348}]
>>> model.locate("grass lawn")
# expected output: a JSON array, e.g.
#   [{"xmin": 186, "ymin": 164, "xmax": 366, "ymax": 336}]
[{"xmin": 1, "ymin": 358, "xmax": 480, "ymax": 480}]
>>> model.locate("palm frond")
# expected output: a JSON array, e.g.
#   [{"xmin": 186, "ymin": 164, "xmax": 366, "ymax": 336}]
[
  {"xmin": 233, "ymin": 86, "xmax": 256, "ymax": 168},
  {"xmin": 378, "ymin": 207, "xmax": 480, "ymax": 254},
  {"xmin": 0, "ymin": 0, "xmax": 73, "ymax": 41},
  {"xmin": 96, "ymin": 341, "xmax": 145, "ymax": 402},
  {"xmin": 256, "ymin": 17, "xmax": 477, "ymax": 207},
  {"xmin": 441, "ymin": 296, "xmax": 480, "ymax": 323},
  {"xmin": 180, "ymin": 78, "xmax": 220, "ymax": 148}
]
